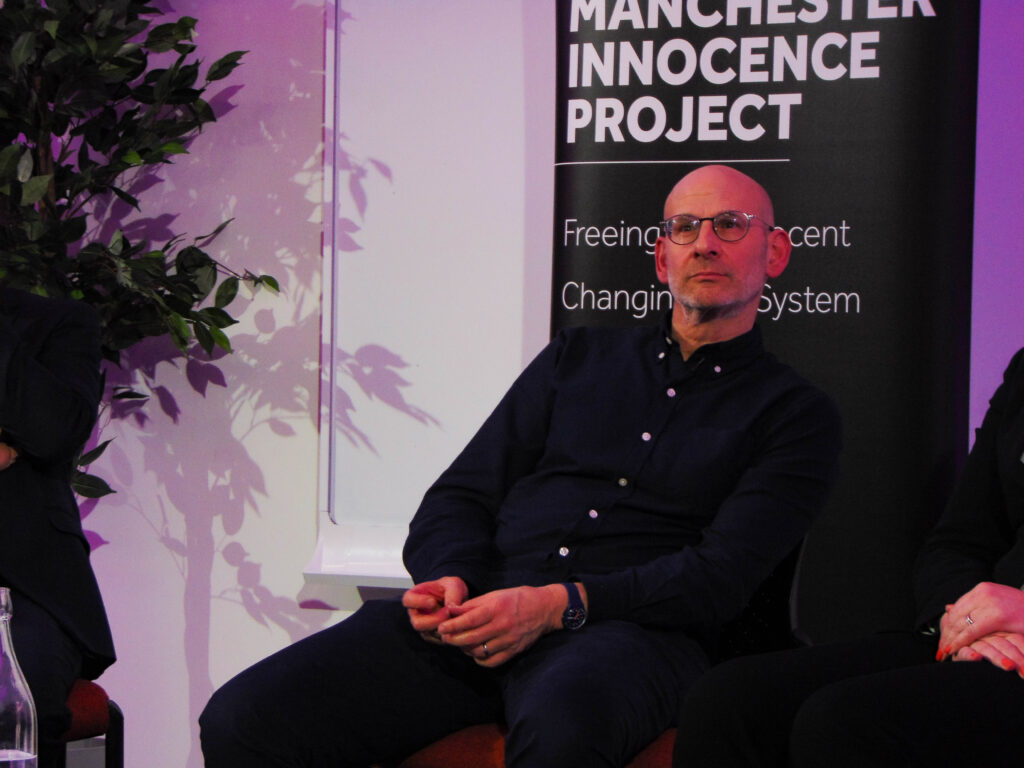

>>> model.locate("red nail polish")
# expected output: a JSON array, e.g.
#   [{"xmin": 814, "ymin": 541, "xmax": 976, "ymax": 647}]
[{"xmin": 1001, "ymin": 658, "xmax": 1015, "ymax": 671}]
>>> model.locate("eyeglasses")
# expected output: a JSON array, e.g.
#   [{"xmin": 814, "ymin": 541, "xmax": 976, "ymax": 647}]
[{"xmin": 659, "ymin": 211, "xmax": 778, "ymax": 245}]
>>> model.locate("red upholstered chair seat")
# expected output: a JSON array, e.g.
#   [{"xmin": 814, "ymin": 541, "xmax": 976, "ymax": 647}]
[
  {"xmin": 62, "ymin": 679, "xmax": 112, "ymax": 741},
  {"xmin": 390, "ymin": 723, "xmax": 676, "ymax": 768},
  {"xmin": 59, "ymin": 679, "xmax": 124, "ymax": 768}
]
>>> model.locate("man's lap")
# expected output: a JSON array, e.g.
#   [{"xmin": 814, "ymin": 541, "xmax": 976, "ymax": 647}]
[
  {"xmin": 502, "ymin": 620, "xmax": 707, "ymax": 767},
  {"xmin": 201, "ymin": 598, "xmax": 708, "ymax": 768}
]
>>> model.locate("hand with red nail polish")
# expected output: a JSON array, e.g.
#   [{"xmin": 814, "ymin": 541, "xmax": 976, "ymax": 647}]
[
  {"xmin": 938, "ymin": 582, "xmax": 1024, "ymax": 659},
  {"xmin": 952, "ymin": 632, "xmax": 1024, "ymax": 676}
]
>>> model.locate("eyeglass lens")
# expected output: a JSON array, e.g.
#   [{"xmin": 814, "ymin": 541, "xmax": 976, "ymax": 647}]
[{"xmin": 666, "ymin": 212, "xmax": 749, "ymax": 244}]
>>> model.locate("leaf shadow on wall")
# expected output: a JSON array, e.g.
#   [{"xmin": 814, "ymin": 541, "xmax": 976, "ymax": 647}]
[{"xmin": 77, "ymin": 3, "xmax": 441, "ymax": 767}]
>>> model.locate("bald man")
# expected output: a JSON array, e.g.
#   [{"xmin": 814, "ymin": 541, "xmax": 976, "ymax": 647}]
[{"xmin": 200, "ymin": 166, "xmax": 841, "ymax": 768}]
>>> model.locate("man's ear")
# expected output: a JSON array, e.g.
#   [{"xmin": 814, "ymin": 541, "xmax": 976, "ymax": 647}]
[
  {"xmin": 765, "ymin": 227, "xmax": 791, "ymax": 279},
  {"xmin": 654, "ymin": 237, "xmax": 669, "ymax": 283}
]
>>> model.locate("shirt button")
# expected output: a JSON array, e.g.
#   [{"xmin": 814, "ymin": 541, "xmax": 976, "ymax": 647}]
[
  {"xmin": 558, "ymin": 546, "xmax": 570, "ymax": 557},
  {"xmin": 641, "ymin": 432, "xmax": 652, "ymax": 442},
  {"xmin": 658, "ymin": 351, "xmax": 666, "ymax": 360},
  {"xmin": 667, "ymin": 388, "xmax": 676, "ymax": 398},
  {"xmin": 617, "ymin": 477, "xmax": 629, "ymax": 487},
  {"xmin": 589, "ymin": 509, "xmax": 599, "ymax": 519},
  {"xmin": 714, "ymin": 365, "xmax": 722, "ymax": 373}
]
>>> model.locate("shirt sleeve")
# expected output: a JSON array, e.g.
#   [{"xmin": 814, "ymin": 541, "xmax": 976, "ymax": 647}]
[
  {"xmin": 912, "ymin": 347, "xmax": 1024, "ymax": 627},
  {"xmin": 0, "ymin": 299, "xmax": 103, "ymax": 463},
  {"xmin": 583, "ymin": 385, "xmax": 842, "ymax": 631},
  {"xmin": 402, "ymin": 334, "xmax": 563, "ymax": 594}
]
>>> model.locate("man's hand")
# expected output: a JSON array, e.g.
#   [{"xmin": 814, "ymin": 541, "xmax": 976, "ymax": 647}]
[
  {"xmin": 436, "ymin": 584, "xmax": 570, "ymax": 668},
  {"xmin": 938, "ymin": 582, "xmax": 1024, "ymax": 659},
  {"xmin": 952, "ymin": 632, "xmax": 1024, "ymax": 679},
  {"xmin": 0, "ymin": 442, "xmax": 17, "ymax": 471},
  {"xmin": 401, "ymin": 576, "xmax": 469, "ymax": 644}
]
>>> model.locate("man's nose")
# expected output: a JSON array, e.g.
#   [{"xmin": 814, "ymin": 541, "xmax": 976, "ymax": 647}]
[{"xmin": 691, "ymin": 218, "xmax": 721, "ymax": 256}]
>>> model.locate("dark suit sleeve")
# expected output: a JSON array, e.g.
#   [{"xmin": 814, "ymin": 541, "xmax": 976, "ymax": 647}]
[
  {"xmin": 0, "ymin": 298, "xmax": 103, "ymax": 463},
  {"xmin": 913, "ymin": 347, "xmax": 1024, "ymax": 627}
]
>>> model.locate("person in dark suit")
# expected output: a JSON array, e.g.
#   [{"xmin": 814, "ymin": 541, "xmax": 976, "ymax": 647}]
[
  {"xmin": 0, "ymin": 286, "xmax": 115, "ymax": 766},
  {"xmin": 673, "ymin": 346, "xmax": 1024, "ymax": 767}
]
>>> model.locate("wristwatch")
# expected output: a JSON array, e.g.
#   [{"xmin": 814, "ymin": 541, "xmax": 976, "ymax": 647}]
[{"xmin": 560, "ymin": 582, "xmax": 587, "ymax": 630}]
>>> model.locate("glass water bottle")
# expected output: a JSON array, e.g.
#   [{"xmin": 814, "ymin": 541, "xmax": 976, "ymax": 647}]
[{"xmin": 0, "ymin": 588, "xmax": 37, "ymax": 767}]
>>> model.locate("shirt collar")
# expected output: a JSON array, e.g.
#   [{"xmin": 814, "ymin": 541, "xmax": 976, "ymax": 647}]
[{"xmin": 657, "ymin": 310, "xmax": 765, "ymax": 371}]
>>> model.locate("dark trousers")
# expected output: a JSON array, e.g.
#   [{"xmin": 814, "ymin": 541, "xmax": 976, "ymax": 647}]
[
  {"xmin": 7, "ymin": 588, "xmax": 84, "ymax": 768},
  {"xmin": 673, "ymin": 632, "xmax": 1024, "ymax": 767},
  {"xmin": 200, "ymin": 598, "xmax": 708, "ymax": 768}
]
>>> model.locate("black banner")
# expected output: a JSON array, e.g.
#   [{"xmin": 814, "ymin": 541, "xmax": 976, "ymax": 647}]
[{"xmin": 552, "ymin": 1, "xmax": 979, "ymax": 642}]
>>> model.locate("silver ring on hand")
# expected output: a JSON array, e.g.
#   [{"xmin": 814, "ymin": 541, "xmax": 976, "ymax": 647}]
[
  {"xmin": 482, "ymin": 642, "xmax": 489, "ymax": 658},
  {"xmin": 965, "ymin": 614, "xmax": 975, "ymax": 626}
]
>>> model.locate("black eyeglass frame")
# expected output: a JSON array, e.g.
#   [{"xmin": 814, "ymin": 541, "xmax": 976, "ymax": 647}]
[{"xmin": 659, "ymin": 211, "xmax": 779, "ymax": 245}]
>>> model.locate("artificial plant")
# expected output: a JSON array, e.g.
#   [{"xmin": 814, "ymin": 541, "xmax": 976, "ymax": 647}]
[{"xmin": 0, "ymin": 0, "xmax": 276, "ymax": 494}]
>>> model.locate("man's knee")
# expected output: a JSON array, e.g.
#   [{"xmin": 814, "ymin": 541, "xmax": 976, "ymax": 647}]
[
  {"xmin": 507, "ymin": 704, "xmax": 622, "ymax": 768},
  {"xmin": 199, "ymin": 679, "xmax": 262, "ymax": 764},
  {"xmin": 505, "ymin": 671, "xmax": 650, "ymax": 768}
]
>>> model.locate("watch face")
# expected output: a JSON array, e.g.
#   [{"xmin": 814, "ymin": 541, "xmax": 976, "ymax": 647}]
[{"xmin": 563, "ymin": 606, "xmax": 587, "ymax": 631}]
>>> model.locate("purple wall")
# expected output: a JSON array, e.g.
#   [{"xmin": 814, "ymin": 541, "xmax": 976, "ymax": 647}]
[{"xmin": 971, "ymin": 1, "xmax": 1024, "ymax": 433}]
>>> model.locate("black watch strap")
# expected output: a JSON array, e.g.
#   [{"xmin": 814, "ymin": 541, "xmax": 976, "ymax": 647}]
[{"xmin": 561, "ymin": 582, "xmax": 587, "ymax": 630}]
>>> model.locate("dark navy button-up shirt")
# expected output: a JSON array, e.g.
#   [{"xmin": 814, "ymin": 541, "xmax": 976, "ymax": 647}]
[{"xmin": 404, "ymin": 313, "xmax": 841, "ymax": 639}]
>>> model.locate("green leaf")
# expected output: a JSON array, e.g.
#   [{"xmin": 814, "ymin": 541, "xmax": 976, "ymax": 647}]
[
  {"xmin": 23, "ymin": 220, "xmax": 47, "ymax": 242},
  {"xmin": 20, "ymin": 175, "xmax": 51, "ymax": 206},
  {"xmin": 199, "ymin": 306, "xmax": 238, "ymax": 329},
  {"xmin": 110, "ymin": 185, "xmax": 141, "ymax": 209},
  {"xmin": 175, "ymin": 245, "xmax": 212, "ymax": 272},
  {"xmin": 0, "ymin": 145, "xmax": 22, "ymax": 179},
  {"xmin": 11, "ymin": 32, "xmax": 36, "ymax": 69},
  {"xmin": 255, "ymin": 275, "xmax": 281, "ymax": 292},
  {"xmin": 191, "ymin": 98, "xmax": 216, "ymax": 124},
  {"xmin": 145, "ymin": 18, "xmax": 197, "ymax": 53},
  {"xmin": 112, "ymin": 389, "xmax": 149, "ymax": 401},
  {"xmin": 166, "ymin": 312, "xmax": 191, "ymax": 350},
  {"xmin": 194, "ymin": 263, "xmax": 217, "ymax": 297},
  {"xmin": 109, "ymin": 230, "xmax": 125, "ymax": 256},
  {"xmin": 206, "ymin": 50, "xmax": 246, "ymax": 82},
  {"xmin": 16, "ymin": 150, "xmax": 33, "ymax": 183},
  {"xmin": 214, "ymin": 276, "xmax": 239, "ymax": 308},
  {"xmin": 194, "ymin": 322, "xmax": 214, "ymax": 355},
  {"xmin": 72, "ymin": 472, "xmax": 116, "ymax": 499},
  {"xmin": 196, "ymin": 218, "xmax": 233, "ymax": 243},
  {"xmin": 78, "ymin": 439, "xmax": 114, "ymax": 466},
  {"xmin": 208, "ymin": 324, "xmax": 232, "ymax": 353}
]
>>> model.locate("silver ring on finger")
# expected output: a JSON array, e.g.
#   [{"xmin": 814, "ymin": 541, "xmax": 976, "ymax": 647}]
[
  {"xmin": 965, "ymin": 614, "xmax": 975, "ymax": 626},
  {"xmin": 482, "ymin": 642, "xmax": 490, "ymax": 658}
]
